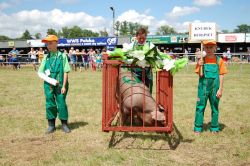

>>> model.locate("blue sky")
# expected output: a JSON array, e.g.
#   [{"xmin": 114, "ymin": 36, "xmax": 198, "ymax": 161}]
[{"xmin": 0, "ymin": 0, "xmax": 249, "ymax": 37}]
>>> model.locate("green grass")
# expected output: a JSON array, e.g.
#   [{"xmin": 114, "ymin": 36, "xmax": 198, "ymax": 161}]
[{"xmin": 0, "ymin": 64, "xmax": 249, "ymax": 166}]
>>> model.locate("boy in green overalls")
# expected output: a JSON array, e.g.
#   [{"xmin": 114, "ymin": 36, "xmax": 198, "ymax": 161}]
[
  {"xmin": 194, "ymin": 40, "xmax": 227, "ymax": 134},
  {"xmin": 38, "ymin": 35, "xmax": 71, "ymax": 134},
  {"xmin": 131, "ymin": 27, "xmax": 153, "ymax": 93}
]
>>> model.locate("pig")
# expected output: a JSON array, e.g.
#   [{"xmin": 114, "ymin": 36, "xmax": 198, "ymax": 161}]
[{"xmin": 117, "ymin": 72, "xmax": 166, "ymax": 126}]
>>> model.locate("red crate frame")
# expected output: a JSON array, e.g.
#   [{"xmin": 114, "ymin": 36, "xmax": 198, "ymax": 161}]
[{"xmin": 102, "ymin": 54, "xmax": 173, "ymax": 133}]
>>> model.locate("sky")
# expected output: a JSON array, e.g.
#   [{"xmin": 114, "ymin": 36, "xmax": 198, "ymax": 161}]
[{"xmin": 0, "ymin": 0, "xmax": 249, "ymax": 38}]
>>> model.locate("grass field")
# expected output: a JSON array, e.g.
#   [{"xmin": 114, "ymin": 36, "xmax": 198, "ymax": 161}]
[{"xmin": 0, "ymin": 64, "xmax": 249, "ymax": 166}]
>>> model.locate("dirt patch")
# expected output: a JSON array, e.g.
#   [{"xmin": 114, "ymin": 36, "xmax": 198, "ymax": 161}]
[{"xmin": 0, "ymin": 135, "xmax": 59, "ymax": 165}]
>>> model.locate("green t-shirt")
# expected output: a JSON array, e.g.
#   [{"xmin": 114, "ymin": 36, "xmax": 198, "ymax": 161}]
[{"xmin": 38, "ymin": 51, "xmax": 70, "ymax": 73}]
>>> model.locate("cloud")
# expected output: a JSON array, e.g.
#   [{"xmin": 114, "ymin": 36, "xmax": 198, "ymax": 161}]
[
  {"xmin": 166, "ymin": 6, "xmax": 200, "ymax": 18},
  {"xmin": 116, "ymin": 9, "xmax": 164, "ymax": 34},
  {"xmin": 193, "ymin": 0, "xmax": 222, "ymax": 6},
  {"xmin": 143, "ymin": 8, "xmax": 151, "ymax": 15},
  {"xmin": 0, "ymin": 9, "xmax": 109, "ymax": 38},
  {"xmin": 173, "ymin": 20, "xmax": 202, "ymax": 32},
  {"xmin": 0, "ymin": 2, "xmax": 11, "ymax": 10},
  {"xmin": 0, "ymin": 7, "xmax": 219, "ymax": 38},
  {"xmin": 55, "ymin": 0, "xmax": 80, "ymax": 5},
  {"xmin": 117, "ymin": 10, "xmax": 155, "ymax": 26}
]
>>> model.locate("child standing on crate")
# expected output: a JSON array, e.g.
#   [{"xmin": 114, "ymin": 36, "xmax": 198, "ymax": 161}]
[
  {"xmin": 131, "ymin": 27, "xmax": 154, "ymax": 94},
  {"xmin": 194, "ymin": 40, "xmax": 227, "ymax": 134}
]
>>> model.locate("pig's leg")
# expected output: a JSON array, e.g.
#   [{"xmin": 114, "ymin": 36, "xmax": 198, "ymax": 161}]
[
  {"xmin": 136, "ymin": 110, "xmax": 154, "ymax": 126},
  {"xmin": 121, "ymin": 107, "xmax": 129, "ymax": 126}
]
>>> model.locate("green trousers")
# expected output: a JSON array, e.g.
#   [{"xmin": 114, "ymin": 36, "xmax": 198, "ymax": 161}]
[
  {"xmin": 132, "ymin": 67, "xmax": 153, "ymax": 94},
  {"xmin": 194, "ymin": 78, "xmax": 220, "ymax": 132},
  {"xmin": 44, "ymin": 83, "xmax": 68, "ymax": 120}
]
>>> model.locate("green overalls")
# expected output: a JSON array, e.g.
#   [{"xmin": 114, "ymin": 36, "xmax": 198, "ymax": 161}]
[
  {"xmin": 44, "ymin": 52, "xmax": 69, "ymax": 120},
  {"xmin": 194, "ymin": 56, "xmax": 220, "ymax": 132},
  {"xmin": 131, "ymin": 41, "xmax": 153, "ymax": 93}
]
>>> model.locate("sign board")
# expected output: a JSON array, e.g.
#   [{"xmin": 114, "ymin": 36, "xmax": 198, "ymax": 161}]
[
  {"xmin": 189, "ymin": 23, "xmax": 216, "ymax": 41},
  {"xmin": 8, "ymin": 41, "xmax": 15, "ymax": 47},
  {"xmin": 245, "ymin": 33, "xmax": 250, "ymax": 43},
  {"xmin": 58, "ymin": 37, "xmax": 118, "ymax": 47},
  {"xmin": 131, "ymin": 35, "xmax": 188, "ymax": 44},
  {"xmin": 27, "ymin": 40, "xmax": 45, "ymax": 47},
  {"xmin": 218, "ymin": 33, "xmax": 245, "ymax": 43}
]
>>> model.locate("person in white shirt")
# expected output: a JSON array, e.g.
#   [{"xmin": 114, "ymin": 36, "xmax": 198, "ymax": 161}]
[
  {"xmin": 226, "ymin": 48, "xmax": 232, "ymax": 64},
  {"xmin": 28, "ymin": 47, "xmax": 37, "ymax": 71}
]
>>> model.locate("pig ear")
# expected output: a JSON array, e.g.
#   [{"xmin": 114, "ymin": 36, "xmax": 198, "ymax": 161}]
[
  {"xmin": 151, "ymin": 111, "xmax": 165, "ymax": 121},
  {"xmin": 158, "ymin": 105, "xmax": 165, "ymax": 112}
]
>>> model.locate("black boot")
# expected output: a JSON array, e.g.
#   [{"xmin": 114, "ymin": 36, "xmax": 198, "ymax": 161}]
[
  {"xmin": 46, "ymin": 119, "xmax": 56, "ymax": 134},
  {"xmin": 61, "ymin": 120, "xmax": 71, "ymax": 133}
]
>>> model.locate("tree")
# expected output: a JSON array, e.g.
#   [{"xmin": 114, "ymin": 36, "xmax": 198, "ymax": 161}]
[
  {"xmin": 119, "ymin": 21, "xmax": 129, "ymax": 36},
  {"xmin": 0, "ymin": 35, "xmax": 10, "ymax": 41},
  {"xmin": 57, "ymin": 26, "xmax": 99, "ymax": 38},
  {"xmin": 128, "ymin": 22, "xmax": 136, "ymax": 36},
  {"xmin": 34, "ymin": 33, "xmax": 42, "ymax": 39},
  {"xmin": 69, "ymin": 26, "xmax": 83, "ymax": 38},
  {"xmin": 47, "ymin": 28, "xmax": 58, "ymax": 36},
  {"xmin": 233, "ymin": 24, "xmax": 250, "ymax": 33},
  {"xmin": 59, "ymin": 27, "xmax": 71, "ymax": 38},
  {"xmin": 114, "ymin": 21, "xmax": 120, "ymax": 36},
  {"xmin": 221, "ymin": 29, "xmax": 229, "ymax": 33},
  {"xmin": 20, "ymin": 30, "xmax": 32, "ymax": 39},
  {"xmin": 115, "ymin": 21, "xmax": 148, "ymax": 36},
  {"xmin": 99, "ymin": 29, "xmax": 109, "ymax": 37},
  {"xmin": 81, "ymin": 29, "xmax": 99, "ymax": 37},
  {"xmin": 156, "ymin": 25, "xmax": 176, "ymax": 35}
]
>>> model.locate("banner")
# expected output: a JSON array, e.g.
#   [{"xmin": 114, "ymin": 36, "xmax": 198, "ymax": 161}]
[
  {"xmin": 189, "ymin": 23, "xmax": 216, "ymax": 41},
  {"xmin": 218, "ymin": 33, "xmax": 245, "ymax": 43},
  {"xmin": 130, "ymin": 35, "xmax": 188, "ymax": 44},
  {"xmin": 58, "ymin": 37, "xmax": 118, "ymax": 47}
]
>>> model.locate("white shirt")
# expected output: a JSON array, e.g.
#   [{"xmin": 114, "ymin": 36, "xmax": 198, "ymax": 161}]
[{"xmin": 29, "ymin": 51, "xmax": 37, "ymax": 59}]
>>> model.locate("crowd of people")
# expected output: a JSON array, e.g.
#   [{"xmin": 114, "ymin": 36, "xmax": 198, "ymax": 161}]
[
  {"xmin": 1, "ymin": 45, "xmax": 250, "ymax": 70},
  {"xmin": 0, "ymin": 46, "xmax": 106, "ymax": 71},
  {"xmin": 65, "ymin": 47, "xmax": 105, "ymax": 72}
]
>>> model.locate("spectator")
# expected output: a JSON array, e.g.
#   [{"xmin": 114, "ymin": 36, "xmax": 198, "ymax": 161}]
[
  {"xmin": 63, "ymin": 49, "xmax": 70, "ymax": 62},
  {"xmin": 222, "ymin": 50, "xmax": 228, "ymax": 63},
  {"xmin": 247, "ymin": 48, "xmax": 250, "ymax": 64},
  {"xmin": 0, "ymin": 53, "xmax": 3, "ymax": 66},
  {"xmin": 169, "ymin": 49, "xmax": 176, "ymax": 59},
  {"xmin": 28, "ymin": 47, "xmax": 38, "ymax": 71},
  {"xmin": 75, "ymin": 49, "xmax": 83, "ymax": 72},
  {"xmin": 37, "ymin": 47, "xmax": 44, "ymax": 64},
  {"xmin": 226, "ymin": 48, "xmax": 232, "ymax": 64},
  {"xmin": 96, "ymin": 50, "xmax": 102, "ymax": 71},
  {"xmin": 69, "ymin": 47, "xmax": 77, "ymax": 71},
  {"xmin": 101, "ymin": 47, "xmax": 107, "ymax": 55},
  {"xmin": 195, "ymin": 48, "xmax": 201, "ymax": 62},
  {"xmin": 184, "ymin": 49, "xmax": 189, "ymax": 59},
  {"xmin": 88, "ymin": 48, "xmax": 96, "ymax": 71},
  {"xmin": 83, "ymin": 50, "xmax": 89, "ymax": 70},
  {"xmin": 80, "ymin": 49, "xmax": 87, "ymax": 71},
  {"xmin": 8, "ymin": 47, "xmax": 19, "ymax": 70}
]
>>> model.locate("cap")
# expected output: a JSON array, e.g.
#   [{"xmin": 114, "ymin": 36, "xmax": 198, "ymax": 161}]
[
  {"xmin": 42, "ymin": 35, "xmax": 58, "ymax": 43},
  {"xmin": 202, "ymin": 40, "xmax": 216, "ymax": 45}
]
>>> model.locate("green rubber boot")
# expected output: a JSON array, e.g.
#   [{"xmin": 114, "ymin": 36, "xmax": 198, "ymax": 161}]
[
  {"xmin": 46, "ymin": 119, "xmax": 56, "ymax": 134},
  {"xmin": 61, "ymin": 120, "xmax": 71, "ymax": 133}
]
